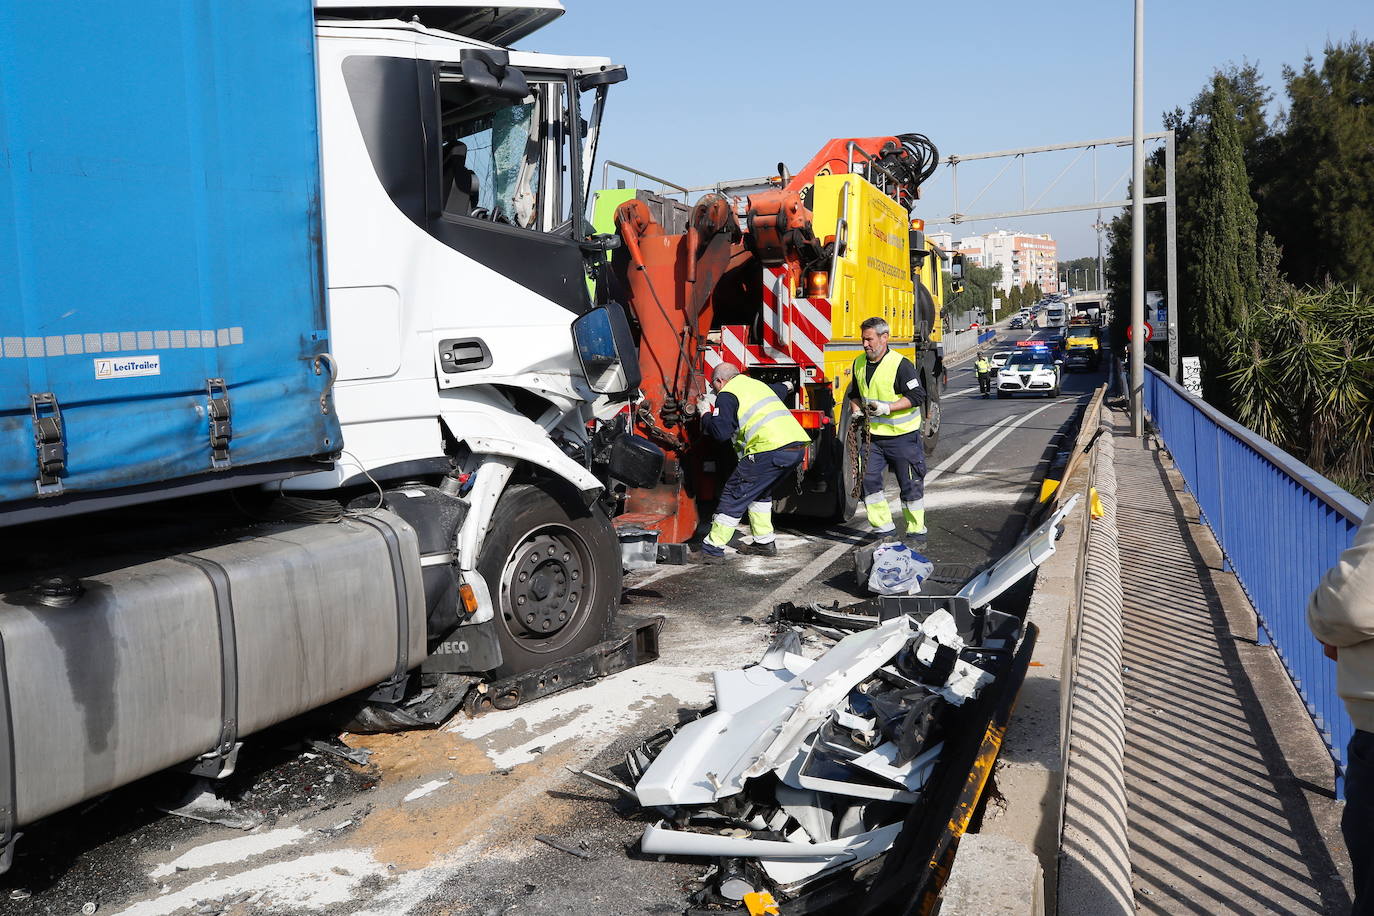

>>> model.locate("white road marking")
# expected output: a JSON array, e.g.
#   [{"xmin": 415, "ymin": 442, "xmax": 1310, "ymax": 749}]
[
  {"xmin": 148, "ymin": 827, "xmax": 311, "ymax": 880},
  {"xmin": 402, "ymin": 779, "xmax": 450, "ymax": 803},
  {"xmin": 115, "ymin": 850, "xmax": 389, "ymax": 916},
  {"xmin": 924, "ymin": 415, "xmax": 1019, "ymax": 486},
  {"xmin": 746, "ymin": 532, "xmax": 861, "ymax": 617},
  {"xmin": 955, "ymin": 401, "xmax": 1062, "ymax": 475}
]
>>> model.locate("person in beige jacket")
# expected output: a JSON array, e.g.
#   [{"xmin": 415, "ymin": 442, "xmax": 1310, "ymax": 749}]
[{"xmin": 1308, "ymin": 501, "xmax": 1374, "ymax": 915}]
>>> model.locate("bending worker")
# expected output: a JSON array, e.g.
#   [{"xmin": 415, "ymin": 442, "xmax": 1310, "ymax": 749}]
[
  {"xmin": 847, "ymin": 316, "xmax": 928, "ymax": 541},
  {"xmin": 695, "ymin": 363, "xmax": 808, "ymax": 563},
  {"xmin": 975, "ymin": 351, "xmax": 993, "ymax": 397}
]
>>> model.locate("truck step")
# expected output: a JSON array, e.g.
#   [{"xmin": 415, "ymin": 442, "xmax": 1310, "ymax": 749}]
[{"xmin": 465, "ymin": 614, "xmax": 664, "ymax": 716}]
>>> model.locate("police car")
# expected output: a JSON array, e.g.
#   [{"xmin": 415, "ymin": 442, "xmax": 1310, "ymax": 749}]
[{"xmin": 996, "ymin": 347, "xmax": 1061, "ymax": 398}]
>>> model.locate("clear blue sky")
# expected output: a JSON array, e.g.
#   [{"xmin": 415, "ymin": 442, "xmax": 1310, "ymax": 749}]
[{"xmin": 534, "ymin": 0, "xmax": 1371, "ymax": 259}]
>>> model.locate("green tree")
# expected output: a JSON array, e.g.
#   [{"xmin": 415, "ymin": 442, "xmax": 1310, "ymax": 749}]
[
  {"xmin": 942, "ymin": 264, "xmax": 1003, "ymax": 323},
  {"xmin": 1008, "ymin": 285, "xmax": 1023, "ymax": 311},
  {"xmin": 1268, "ymin": 38, "xmax": 1374, "ymax": 289},
  {"xmin": 1186, "ymin": 76, "xmax": 1260, "ymax": 412}
]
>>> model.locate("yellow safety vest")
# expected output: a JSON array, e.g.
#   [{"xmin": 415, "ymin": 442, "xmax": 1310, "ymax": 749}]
[
  {"xmin": 853, "ymin": 350, "xmax": 923, "ymax": 437},
  {"xmin": 976, "ymin": 358, "xmax": 991, "ymax": 373},
  {"xmin": 721, "ymin": 375, "xmax": 809, "ymax": 456}
]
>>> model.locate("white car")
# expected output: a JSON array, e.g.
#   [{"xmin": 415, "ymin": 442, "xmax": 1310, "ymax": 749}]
[
  {"xmin": 997, "ymin": 350, "xmax": 1061, "ymax": 398},
  {"xmin": 990, "ymin": 349, "xmax": 1016, "ymax": 369}
]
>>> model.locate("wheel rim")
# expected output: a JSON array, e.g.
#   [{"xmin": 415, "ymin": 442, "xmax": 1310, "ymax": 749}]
[
  {"xmin": 924, "ymin": 399, "xmax": 942, "ymax": 439},
  {"xmin": 498, "ymin": 523, "xmax": 597, "ymax": 655}
]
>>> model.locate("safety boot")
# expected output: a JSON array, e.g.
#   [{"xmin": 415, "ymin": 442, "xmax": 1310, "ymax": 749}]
[{"xmin": 737, "ymin": 540, "xmax": 778, "ymax": 557}]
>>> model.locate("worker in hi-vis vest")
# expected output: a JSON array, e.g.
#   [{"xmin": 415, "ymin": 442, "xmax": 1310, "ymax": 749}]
[
  {"xmin": 975, "ymin": 352, "xmax": 993, "ymax": 397},
  {"xmin": 846, "ymin": 316, "xmax": 928, "ymax": 541},
  {"xmin": 694, "ymin": 363, "xmax": 809, "ymax": 563}
]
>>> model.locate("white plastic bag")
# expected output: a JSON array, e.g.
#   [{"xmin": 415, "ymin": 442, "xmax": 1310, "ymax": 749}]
[{"xmin": 867, "ymin": 543, "xmax": 934, "ymax": 595}]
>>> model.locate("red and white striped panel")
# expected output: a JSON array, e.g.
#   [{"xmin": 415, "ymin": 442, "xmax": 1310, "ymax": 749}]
[
  {"xmin": 760, "ymin": 266, "xmax": 833, "ymax": 369},
  {"xmin": 758, "ymin": 268, "xmax": 792, "ymax": 362},
  {"xmin": 790, "ymin": 295, "xmax": 832, "ymax": 368}
]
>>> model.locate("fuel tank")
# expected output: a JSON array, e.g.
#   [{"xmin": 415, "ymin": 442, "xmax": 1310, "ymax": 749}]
[{"xmin": 0, "ymin": 509, "xmax": 425, "ymax": 828}]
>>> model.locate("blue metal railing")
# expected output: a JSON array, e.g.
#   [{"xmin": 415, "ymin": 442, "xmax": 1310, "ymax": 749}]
[{"xmin": 1142, "ymin": 366, "xmax": 1368, "ymax": 791}]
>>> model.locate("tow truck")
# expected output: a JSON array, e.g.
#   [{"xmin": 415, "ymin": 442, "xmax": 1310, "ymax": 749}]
[{"xmin": 597, "ymin": 135, "xmax": 964, "ymax": 547}]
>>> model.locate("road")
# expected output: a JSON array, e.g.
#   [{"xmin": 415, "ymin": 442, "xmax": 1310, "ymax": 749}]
[{"xmin": 2, "ymin": 332, "xmax": 1105, "ymax": 916}]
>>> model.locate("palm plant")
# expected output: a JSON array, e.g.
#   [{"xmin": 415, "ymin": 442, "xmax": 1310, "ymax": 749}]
[{"xmin": 1225, "ymin": 277, "xmax": 1374, "ymax": 500}]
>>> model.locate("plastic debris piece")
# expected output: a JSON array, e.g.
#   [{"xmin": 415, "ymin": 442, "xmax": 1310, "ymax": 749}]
[
  {"xmin": 850, "ymin": 740, "xmax": 943, "ymax": 790},
  {"xmin": 309, "ymin": 739, "xmax": 372, "ymax": 766},
  {"xmin": 156, "ymin": 781, "xmax": 263, "ymax": 830},
  {"xmin": 939, "ymin": 660, "xmax": 995, "ymax": 706},
  {"xmin": 744, "ymin": 890, "xmax": 782, "ymax": 915}
]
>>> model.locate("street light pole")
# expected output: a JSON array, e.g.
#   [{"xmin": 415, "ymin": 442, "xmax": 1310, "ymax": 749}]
[{"xmin": 1130, "ymin": 0, "xmax": 1146, "ymax": 437}]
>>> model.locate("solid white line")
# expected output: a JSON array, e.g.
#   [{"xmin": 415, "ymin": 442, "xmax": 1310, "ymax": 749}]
[
  {"xmin": 955, "ymin": 401, "xmax": 1062, "ymax": 475},
  {"xmin": 924, "ymin": 414, "xmax": 1019, "ymax": 486},
  {"xmin": 747, "ymin": 535, "xmax": 857, "ymax": 617}
]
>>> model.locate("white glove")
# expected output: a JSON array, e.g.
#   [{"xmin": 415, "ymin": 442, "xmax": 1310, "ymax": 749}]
[
  {"xmin": 696, "ymin": 393, "xmax": 715, "ymax": 416},
  {"xmin": 865, "ymin": 399, "xmax": 892, "ymax": 417}
]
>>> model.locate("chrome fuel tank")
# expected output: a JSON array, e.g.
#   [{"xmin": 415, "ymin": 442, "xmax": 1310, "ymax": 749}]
[{"xmin": 0, "ymin": 509, "xmax": 425, "ymax": 827}]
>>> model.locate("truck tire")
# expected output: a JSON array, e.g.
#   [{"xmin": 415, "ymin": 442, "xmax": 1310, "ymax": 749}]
[
  {"xmin": 478, "ymin": 480, "xmax": 618, "ymax": 678},
  {"xmin": 830, "ymin": 399, "xmax": 860, "ymax": 523},
  {"xmin": 921, "ymin": 371, "xmax": 941, "ymax": 456}
]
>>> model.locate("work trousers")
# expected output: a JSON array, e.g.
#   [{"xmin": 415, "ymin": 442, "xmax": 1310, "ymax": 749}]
[
  {"xmin": 1348, "ymin": 729, "xmax": 1374, "ymax": 914},
  {"xmin": 703, "ymin": 445, "xmax": 804, "ymax": 555},
  {"xmin": 862, "ymin": 430, "xmax": 927, "ymax": 534},
  {"xmin": 977, "ymin": 370, "xmax": 992, "ymax": 394}
]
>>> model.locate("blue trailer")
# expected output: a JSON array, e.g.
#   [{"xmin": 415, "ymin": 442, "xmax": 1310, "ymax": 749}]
[{"xmin": 0, "ymin": 0, "xmax": 339, "ymax": 519}]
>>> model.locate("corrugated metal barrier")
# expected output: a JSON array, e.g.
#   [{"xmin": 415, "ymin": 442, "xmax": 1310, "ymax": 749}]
[{"xmin": 1142, "ymin": 366, "xmax": 1368, "ymax": 792}]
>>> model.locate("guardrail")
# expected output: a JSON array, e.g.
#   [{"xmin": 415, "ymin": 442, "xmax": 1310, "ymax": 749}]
[{"xmin": 1142, "ymin": 366, "xmax": 1368, "ymax": 790}]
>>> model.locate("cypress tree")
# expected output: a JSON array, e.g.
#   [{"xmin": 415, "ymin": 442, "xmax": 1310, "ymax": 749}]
[{"xmin": 1186, "ymin": 76, "xmax": 1259, "ymax": 410}]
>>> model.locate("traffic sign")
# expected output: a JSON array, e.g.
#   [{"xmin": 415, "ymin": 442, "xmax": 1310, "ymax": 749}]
[{"xmin": 1126, "ymin": 322, "xmax": 1154, "ymax": 342}]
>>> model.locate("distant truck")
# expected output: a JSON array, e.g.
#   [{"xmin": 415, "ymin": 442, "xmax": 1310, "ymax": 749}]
[
  {"xmin": 0, "ymin": 0, "xmax": 656, "ymax": 869},
  {"xmin": 1074, "ymin": 298, "xmax": 1104, "ymax": 326}
]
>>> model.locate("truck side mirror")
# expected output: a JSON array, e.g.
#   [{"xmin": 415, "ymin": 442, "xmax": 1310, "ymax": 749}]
[
  {"xmin": 572, "ymin": 303, "xmax": 641, "ymax": 396},
  {"xmin": 458, "ymin": 49, "xmax": 529, "ymax": 100}
]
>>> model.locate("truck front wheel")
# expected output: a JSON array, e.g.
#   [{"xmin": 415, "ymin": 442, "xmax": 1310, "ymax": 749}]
[{"xmin": 478, "ymin": 481, "xmax": 617, "ymax": 678}]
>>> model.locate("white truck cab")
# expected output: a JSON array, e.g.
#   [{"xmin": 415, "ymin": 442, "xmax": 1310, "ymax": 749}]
[{"xmin": 293, "ymin": 3, "xmax": 652, "ymax": 673}]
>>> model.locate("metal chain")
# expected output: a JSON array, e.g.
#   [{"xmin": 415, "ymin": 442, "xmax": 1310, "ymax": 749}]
[{"xmin": 847, "ymin": 412, "xmax": 871, "ymax": 500}]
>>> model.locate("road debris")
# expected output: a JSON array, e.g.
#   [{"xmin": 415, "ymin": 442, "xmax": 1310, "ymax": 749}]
[
  {"xmin": 155, "ymin": 781, "xmax": 263, "ymax": 831},
  {"xmin": 604, "ymin": 498, "xmax": 1079, "ymax": 911},
  {"xmin": 534, "ymin": 834, "xmax": 592, "ymax": 859},
  {"xmin": 308, "ymin": 739, "xmax": 373, "ymax": 767}
]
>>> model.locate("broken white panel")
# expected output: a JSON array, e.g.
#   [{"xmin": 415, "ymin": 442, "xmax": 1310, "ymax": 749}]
[
  {"xmin": 850, "ymin": 741, "xmax": 944, "ymax": 791},
  {"xmin": 912, "ymin": 608, "xmax": 964, "ymax": 665},
  {"xmin": 939, "ymin": 660, "xmax": 995, "ymax": 706},
  {"xmin": 741, "ymin": 616, "xmax": 914, "ymax": 782},
  {"xmin": 635, "ymin": 616, "xmax": 913, "ymax": 807},
  {"xmin": 641, "ymin": 820, "xmax": 900, "ymax": 865},
  {"xmin": 714, "ymin": 665, "xmax": 798, "ymax": 713},
  {"xmin": 958, "ymin": 493, "xmax": 1080, "ymax": 610},
  {"xmin": 758, "ymin": 822, "xmax": 903, "ymax": 887},
  {"xmin": 759, "ymin": 630, "xmax": 813, "ymax": 675},
  {"xmin": 777, "ymin": 734, "xmax": 918, "ymax": 804}
]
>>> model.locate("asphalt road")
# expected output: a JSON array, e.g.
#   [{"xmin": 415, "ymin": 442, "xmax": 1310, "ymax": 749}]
[{"xmin": 2, "ymin": 330, "xmax": 1106, "ymax": 916}]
